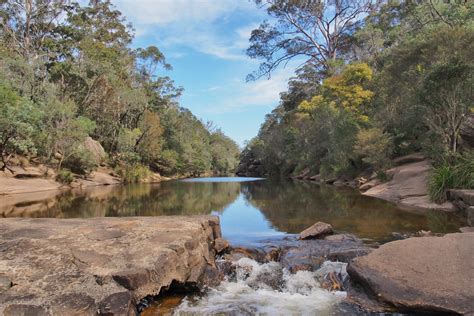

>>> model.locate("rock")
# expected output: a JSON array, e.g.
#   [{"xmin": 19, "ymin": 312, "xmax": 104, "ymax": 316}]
[
  {"xmin": 460, "ymin": 113, "xmax": 474, "ymax": 149},
  {"xmin": 468, "ymin": 207, "xmax": 474, "ymax": 226},
  {"xmin": 295, "ymin": 168, "xmax": 310, "ymax": 179},
  {"xmin": 13, "ymin": 168, "xmax": 43, "ymax": 179},
  {"xmin": 223, "ymin": 247, "xmax": 266, "ymax": 263},
  {"xmin": 299, "ymin": 221, "xmax": 333, "ymax": 239},
  {"xmin": 448, "ymin": 189, "xmax": 474, "ymax": 211},
  {"xmin": 0, "ymin": 276, "xmax": 11, "ymax": 292},
  {"xmin": 315, "ymin": 261, "xmax": 348, "ymax": 291},
  {"xmin": 98, "ymin": 291, "xmax": 133, "ymax": 316},
  {"xmin": 236, "ymin": 152, "xmax": 265, "ymax": 177},
  {"xmin": 83, "ymin": 137, "xmax": 107, "ymax": 165},
  {"xmin": 72, "ymin": 167, "xmax": 121, "ymax": 188},
  {"xmin": 197, "ymin": 265, "xmax": 223, "ymax": 289},
  {"xmin": 392, "ymin": 153, "xmax": 426, "ymax": 166},
  {"xmin": 359, "ymin": 178, "xmax": 381, "ymax": 192},
  {"xmin": 3, "ymin": 304, "xmax": 49, "ymax": 316},
  {"xmin": 416, "ymin": 230, "xmax": 432, "ymax": 237},
  {"xmin": 347, "ymin": 233, "xmax": 474, "ymax": 315},
  {"xmin": 0, "ymin": 216, "xmax": 222, "ymax": 315},
  {"xmin": 0, "ymin": 176, "xmax": 62, "ymax": 195},
  {"xmin": 363, "ymin": 160, "xmax": 455, "ymax": 212},
  {"xmin": 459, "ymin": 226, "xmax": 474, "ymax": 233},
  {"xmin": 214, "ymin": 237, "xmax": 229, "ymax": 253},
  {"xmin": 280, "ymin": 235, "xmax": 371, "ymax": 272}
]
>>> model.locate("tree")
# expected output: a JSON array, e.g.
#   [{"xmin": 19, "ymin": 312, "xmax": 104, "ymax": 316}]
[
  {"xmin": 421, "ymin": 58, "xmax": 473, "ymax": 154},
  {"xmin": 247, "ymin": 0, "xmax": 378, "ymax": 79},
  {"xmin": 0, "ymin": 82, "xmax": 41, "ymax": 171},
  {"xmin": 0, "ymin": 0, "xmax": 68, "ymax": 61},
  {"xmin": 354, "ymin": 128, "xmax": 393, "ymax": 171}
]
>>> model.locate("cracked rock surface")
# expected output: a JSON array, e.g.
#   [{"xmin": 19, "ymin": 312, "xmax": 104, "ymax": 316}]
[{"xmin": 0, "ymin": 216, "xmax": 222, "ymax": 315}]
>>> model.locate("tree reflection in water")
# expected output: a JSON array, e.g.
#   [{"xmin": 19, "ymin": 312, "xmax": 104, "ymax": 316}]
[{"xmin": 0, "ymin": 178, "xmax": 465, "ymax": 243}]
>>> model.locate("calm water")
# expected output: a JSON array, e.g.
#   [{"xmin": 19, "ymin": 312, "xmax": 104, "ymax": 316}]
[
  {"xmin": 1, "ymin": 177, "xmax": 465, "ymax": 244},
  {"xmin": 2, "ymin": 177, "xmax": 466, "ymax": 315}
]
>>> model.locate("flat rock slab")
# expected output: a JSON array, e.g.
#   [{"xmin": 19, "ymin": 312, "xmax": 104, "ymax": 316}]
[
  {"xmin": 363, "ymin": 160, "xmax": 454, "ymax": 212},
  {"xmin": 348, "ymin": 233, "xmax": 474, "ymax": 315},
  {"xmin": 0, "ymin": 216, "xmax": 222, "ymax": 315}
]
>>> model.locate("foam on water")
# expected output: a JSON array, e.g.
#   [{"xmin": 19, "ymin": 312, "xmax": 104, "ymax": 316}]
[{"xmin": 174, "ymin": 258, "xmax": 346, "ymax": 315}]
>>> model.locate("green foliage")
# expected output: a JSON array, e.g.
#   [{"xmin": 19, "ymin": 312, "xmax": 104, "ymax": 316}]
[
  {"xmin": 429, "ymin": 162, "xmax": 456, "ymax": 204},
  {"xmin": 116, "ymin": 163, "xmax": 150, "ymax": 184},
  {"xmin": 62, "ymin": 146, "xmax": 97, "ymax": 175},
  {"xmin": 0, "ymin": 0, "xmax": 238, "ymax": 178},
  {"xmin": 354, "ymin": 128, "xmax": 393, "ymax": 171},
  {"xmin": 56, "ymin": 169, "xmax": 74, "ymax": 184},
  {"xmin": 243, "ymin": 0, "xmax": 473, "ymax": 186},
  {"xmin": 429, "ymin": 151, "xmax": 474, "ymax": 203},
  {"xmin": 0, "ymin": 80, "xmax": 42, "ymax": 169}
]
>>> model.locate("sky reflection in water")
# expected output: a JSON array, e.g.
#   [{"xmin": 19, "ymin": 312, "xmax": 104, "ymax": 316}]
[{"xmin": 0, "ymin": 177, "xmax": 465, "ymax": 244}]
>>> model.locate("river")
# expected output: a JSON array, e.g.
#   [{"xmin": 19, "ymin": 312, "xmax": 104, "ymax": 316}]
[{"xmin": 0, "ymin": 177, "xmax": 466, "ymax": 315}]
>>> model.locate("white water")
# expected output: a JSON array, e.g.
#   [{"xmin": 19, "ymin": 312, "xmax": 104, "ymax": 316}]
[{"xmin": 174, "ymin": 258, "xmax": 346, "ymax": 315}]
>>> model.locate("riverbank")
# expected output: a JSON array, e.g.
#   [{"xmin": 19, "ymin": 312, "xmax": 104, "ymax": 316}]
[
  {"xmin": 0, "ymin": 216, "xmax": 224, "ymax": 315},
  {"xmin": 294, "ymin": 154, "xmax": 472, "ymax": 213},
  {"xmin": 0, "ymin": 164, "xmax": 176, "ymax": 196}
]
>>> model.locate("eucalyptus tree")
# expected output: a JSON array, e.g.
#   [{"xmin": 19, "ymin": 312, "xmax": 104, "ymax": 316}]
[{"xmin": 247, "ymin": 0, "xmax": 380, "ymax": 79}]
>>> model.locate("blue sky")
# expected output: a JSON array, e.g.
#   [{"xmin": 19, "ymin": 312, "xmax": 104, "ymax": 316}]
[{"xmin": 113, "ymin": 0, "xmax": 298, "ymax": 146}]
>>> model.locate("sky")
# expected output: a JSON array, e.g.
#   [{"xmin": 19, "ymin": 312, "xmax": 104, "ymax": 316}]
[{"xmin": 112, "ymin": 0, "xmax": 298, "ymax": 147}]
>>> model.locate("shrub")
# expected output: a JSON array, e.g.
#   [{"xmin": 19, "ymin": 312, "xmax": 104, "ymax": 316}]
[
  {"xmin": 115, "ymin": 163, "xmax": 150, "ymax": 183},
  {"xmin": 354, "ymin": 128, "xmax": 393, "ymax": 171},
  {"xmin": 56, "ymin": 169, "xmax": 74, "ymax": 184},
  {"xmin": 429, "ymin": 151, "xmax": 474, "ymax": 203},
  {"xmin": 62, "ymin": 146, "xmax": 97, "ymax": 175}
]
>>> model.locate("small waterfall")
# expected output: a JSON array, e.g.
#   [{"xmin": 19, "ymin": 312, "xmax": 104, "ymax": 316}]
[{"xmin": 174, "ymin": 258, "xmax": 346, "ymax": 315}]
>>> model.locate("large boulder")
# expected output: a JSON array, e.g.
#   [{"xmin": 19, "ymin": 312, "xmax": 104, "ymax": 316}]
[
  {"xmin": 83, "ymin": 137, "xmax": 107, "ymax": 165},
  {"xmin": 348, "ymin": 233, "xmax": 474, "ymax": 315}
]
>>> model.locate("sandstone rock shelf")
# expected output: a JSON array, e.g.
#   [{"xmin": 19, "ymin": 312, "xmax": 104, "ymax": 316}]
[
  {"xmin": 347, "ymin": 233, "xmax": 474, "ymax": 315},
  {"xmin": 0, "ymin": 216, "xmax": 223, "ymax": 315}
]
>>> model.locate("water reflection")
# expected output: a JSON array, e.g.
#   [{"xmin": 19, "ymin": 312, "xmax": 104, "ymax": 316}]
[{"xmin": 0, "ymin": 178, "xmax": 465, "ymax": 243}]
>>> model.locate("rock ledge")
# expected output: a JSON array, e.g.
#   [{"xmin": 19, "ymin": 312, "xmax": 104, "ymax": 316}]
[{"xmin": 0, "ymin": 216, "xmax": 223, "ymax": 315}]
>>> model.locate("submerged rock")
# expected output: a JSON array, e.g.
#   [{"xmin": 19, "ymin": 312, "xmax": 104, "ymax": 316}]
[
  {"xmin": 347, "ymin": 233, "xmax": 474, "ymax": 315},
  {"xmin": 315, "ymin": 261, "xmax": 348, "ymax": 291},
  {"xmin": 280, "ymin": 234, "xmax": 371, "ymax": 272},
  {"xmin": 299, "ymin": 221, "xmax": 333, "ymax": 240},
  {"xmin": 0, "ymin": 216, "xmax": 223, "ymax": 315}
]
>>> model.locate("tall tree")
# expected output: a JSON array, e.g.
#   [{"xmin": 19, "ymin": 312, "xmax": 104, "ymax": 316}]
[{"xmin": 247, "ymin": 0, "xmax": 379, "ymax": 79}]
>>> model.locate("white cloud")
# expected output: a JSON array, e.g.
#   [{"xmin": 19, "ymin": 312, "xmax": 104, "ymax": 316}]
[
  {"xmin": 115, "ymin": 0, "xmax": 254, "ymax": 26},
  {"xmin": 114, "ymin": 0, "xmax": 262, "ymax": 61},
  {"xmin": 202, "ymin": 66, "xmax": 296, "ymax": 114}
]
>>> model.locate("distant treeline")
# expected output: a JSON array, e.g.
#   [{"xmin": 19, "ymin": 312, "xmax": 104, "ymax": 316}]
[{"xmin": 0, "ymin": 0, "xmax": 239, "ymax": 180}]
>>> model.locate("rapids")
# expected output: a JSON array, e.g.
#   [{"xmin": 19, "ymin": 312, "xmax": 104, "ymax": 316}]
[{"xmin": 174, "ymin": 258, "xmax": 347, "ymax": 315}]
